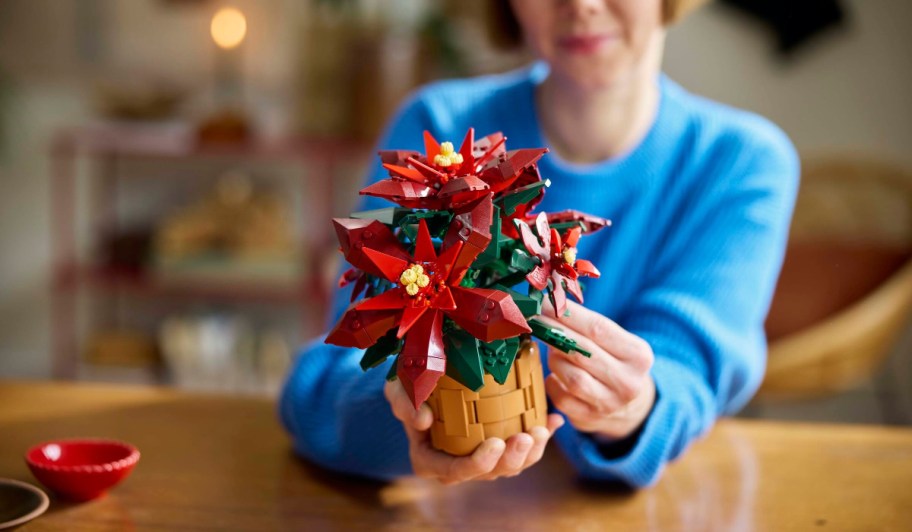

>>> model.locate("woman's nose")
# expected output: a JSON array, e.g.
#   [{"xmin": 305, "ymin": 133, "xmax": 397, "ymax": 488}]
[{"xmin": 561, "ymin": 0, "xmax": 605, "ymax": 15}]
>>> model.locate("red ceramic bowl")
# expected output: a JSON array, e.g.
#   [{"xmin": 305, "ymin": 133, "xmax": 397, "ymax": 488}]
[{"xmin": 25, "ymin": 439, "xmax": 140, "ymax": 501}]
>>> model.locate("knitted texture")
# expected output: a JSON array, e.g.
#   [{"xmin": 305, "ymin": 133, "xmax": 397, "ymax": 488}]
[{"xmin": 279, "ymin": 63, "xmax": 799, "ymax": 487}]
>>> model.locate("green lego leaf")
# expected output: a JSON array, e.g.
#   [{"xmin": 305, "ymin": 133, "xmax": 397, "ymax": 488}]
[
  {"xmin": 360, "ymin": 330, "xmax": 402, "ymax": 371},
  {"xmin": 397, "ymin": 210, "xmax": 452, "ymax": 242},
  {"xmin": 492, "ymin": 284, "xmax": 542, "ymax": 317},
  {"xmin": 528, "ymin": 319, "xmax": 591, "ymax": 357},
  {"xmin": 510, "ymin": 248, "xmax": 540, "ymax": 272},
  {"xmin": 480, "ymin": 336, "xmax": 520, "ymax": 384},
  {"xmin": 495, "ymin": 180, "xmax": 549, "ymax": 216},
  {"xmin": 444, "ymin": 327, "xmax": 485, "ymax": 391},
  {"xmin": 474, "ymin": 205, "xmax": 502, "ymax": 268},
  {"xmin": 385, "ymin": 354, "xmax": 400, "ymax": 381}
]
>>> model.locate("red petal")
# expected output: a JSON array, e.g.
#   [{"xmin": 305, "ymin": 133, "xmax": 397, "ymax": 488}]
[
  {"xmin": 526, "ymin": 265, "xmax": 550, "ymax": 291},
  {"xmin": 338, "ymin": 267, "xmax": 360, "ymax": 288},
  {"xmin": 407, "ymin": 156, "xmax": 447, "ymax": 182},
  {"xmin": 379, "ymin": 150, "xmax": 421, "ymax": 166},
  {"xmin": 332, "ymin": 219, "xmax": 409, "ymax": 277},
  {"xmin": 516, "ymin": 218, "xmax": 548, "ymax": 259},
  {"xmin": 482, "ymin": 148, "xmax": 548, "ymax": 193},
  {"xmin": 448, "ymin": 287, "xmax": 532, "ymax": 342},
  {"xmin": 442, "ymin": 194, "xmax": 494, "ymax": 281},
  {"xmin": 535, "ymin": 212, "xmax": 551, "ymax": 250},
  {"xmin": 565, "ymin": 227, "xmax": 581, "ymax": 247},
  {"xmin": 423, "ymin": 131, "xmax": 441, "ymax": 161},
  {"xmin": 456, "ymin": 128, "xmax": 475, "ymax": 174},
  {"xmin": 436, "ymin": 240, "xmax": 464, "ymax": 284},
  {"xmin": 362, "ymin": 247, "xmax": 410, "ymax": 283},
  {"xmin": 575, "ymin": 259, "xmax": 601, "ymax": 278},
  {"xmin": 398, "ymin": 310, "xmax": 446, "ymax": 409},
  {"xmin": 433, "ymin": 285, "xmax": 457, "ymax": 311},
  {"xmin": 413, "ymin": 219, "xmax": 437, "ymax": 263},
  {"xmin": 557, "ymin": 262, "xmax": 579, "ymax": 280},
  {"xmin": 326, "ymin": 306, "xmax": 400, "ymax": 348},
  {"xmin": 437, "ymin": 175, "xmax": 490, "ymax": 209},
  {"xmin": 382, "ymin": 163, "xmax": 426, "ymax": 184},
  {"xmin": 549, "ymin": 274, "xmax": 568, "ymax": 317},
  {"xmin": 397, "ymin": 305, "xmax": 429, "ymax": 338},
  {"xmin": 546, "ymin": 210, "xmax": 612, "ymax": 234},
  {"xmin": 549, "ymin": 228, "xmax": 562, "ymax": 257},
  {"xmin": 564, "ymin": 275, "xmax": 584, "ymax": 303},
  {"xmin": 473, "ymin": 134, "xmax": 506, "ymax": 171},
  {"xmin": 351, "ymin": 273, "xmax": 367, "ymax": 302},
  {"xmin": 356, "ymin": 288, "xmax": 409, "ymax": 310},
  {"xmin": 360, "ymin": 179, "xmax": 440, "ymax": 210}
]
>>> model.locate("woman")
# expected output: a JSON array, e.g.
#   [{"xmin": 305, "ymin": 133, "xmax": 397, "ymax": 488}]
[{"xmin": 280, "ymin": 0, "xmax": 798, "ymax": 487}]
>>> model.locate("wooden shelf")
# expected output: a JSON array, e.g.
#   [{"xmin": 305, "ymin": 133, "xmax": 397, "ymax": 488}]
[{"xmin": 54, "ymin": 262, "xmax": 314, "ymax": 305}]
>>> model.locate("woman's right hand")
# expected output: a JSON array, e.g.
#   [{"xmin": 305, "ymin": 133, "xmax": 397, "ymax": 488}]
[{"xmin": 384, "ymin": 379, "xmax": 564, "ymax": 485}]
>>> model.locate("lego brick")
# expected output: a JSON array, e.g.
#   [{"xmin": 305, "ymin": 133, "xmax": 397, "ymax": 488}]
[
  {"xmin": 528, "ymin": 319, "xmax": 592, "ymax": 357},
  {"xmin": 482, "ymin": 416, "xmax": 523, "ymax": 441},
  {"xmin": 430, "ymin": 419, "xmax": 485, "ymax": 457},
  {"xmin": 516, "ymin": 344, "xmax": 533, "ymax": 388},
  {"xmin": 475, "ymin": 388, "xmax": 525, "ymax": 423},
  {"xmin": 444, "ymin": 328, "xmax": 485, "ymax": 392},
  {"xmin": 440, "ymin": 388, "xmax": 469, "ymax": 438},
  {"xmin": 359, "ymin": 330, "xmax": 401, "ymax": 371},
  {"xmin": 448, "ymin": 287, "xmax": 531, "ymax": 343},
  {"xmin": 492, "ymin": 284, "xmax": 542, "ymax": 318}
]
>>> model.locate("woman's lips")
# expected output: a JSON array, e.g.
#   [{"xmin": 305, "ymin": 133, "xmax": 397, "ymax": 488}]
[{"xmin": 557, "ymin": 34, "xmax": 616, "ymax": 54}]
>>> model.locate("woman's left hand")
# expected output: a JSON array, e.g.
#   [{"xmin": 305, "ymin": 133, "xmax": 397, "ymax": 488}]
[{"xmin": 536, "ymin": 300, "xmax": 656, "ymax": 441}]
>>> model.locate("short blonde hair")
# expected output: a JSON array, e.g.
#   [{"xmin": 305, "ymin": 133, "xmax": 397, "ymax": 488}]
[
  {"xmin": 490, "ymin": 0, "xmax": 710, "ymax": 49},
  {"xmin": 664, "ymin": 0, "xmax": 711, "ymax": 24}
]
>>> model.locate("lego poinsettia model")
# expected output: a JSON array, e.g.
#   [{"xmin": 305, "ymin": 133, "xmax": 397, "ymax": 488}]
[{"xmin": 326, "ymin": 129, "xmax": 610, "ymax": 455}]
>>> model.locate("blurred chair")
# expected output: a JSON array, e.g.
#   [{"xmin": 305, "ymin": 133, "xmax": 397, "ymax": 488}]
[{"xmin": 759, "ymin": 156, "xmax": 912, "ymax": 400}]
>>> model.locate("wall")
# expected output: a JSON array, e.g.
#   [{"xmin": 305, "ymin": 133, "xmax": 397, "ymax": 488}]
[
  {"xmin": 1, "ymin": 0, "xmax": 910, "ymax": 378},
  {"xmin": 664, "ymin": 0, "xmax": 912, "ymax": 167}
]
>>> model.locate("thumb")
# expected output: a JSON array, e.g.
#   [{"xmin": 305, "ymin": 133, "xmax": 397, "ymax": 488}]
[{"xmin": 385, "ymin": 380, "xmax": 434, "ymax": 431}]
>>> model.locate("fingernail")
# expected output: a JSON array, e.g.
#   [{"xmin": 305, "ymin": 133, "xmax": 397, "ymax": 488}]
[{"xmin": 487, "ymin": 439, "xmax": 505, "ymax": 454}]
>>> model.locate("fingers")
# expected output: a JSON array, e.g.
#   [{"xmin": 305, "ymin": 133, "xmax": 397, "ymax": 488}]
[
  {"xmin": 412, "ymin": 437, "xmax": 505, "ymax": 485},
  {"xmin": 478, "ymin": 414, "xmax": 564, "ymax": 480},
  {"xmin": 523, "ymin": 414, "xmax": 564, "ymax": 469},
  {"xmin": 540, "ymin": 300, "xmax": 652, "ymax": 367},
  {"xmin": 442, "ymin": 439, "xmax": 506, "ymax": 484},
  {"xmin": 547, "ymin": 354, "xmax": 623, "ymax": 414},
  {"xmin": 384, "ymin": 380, "xmax": 434, "ymax": 430},
  {"xmin": 387, "ymin": 380, "xmax": 559, "ymax": 485},
  {"xmin": 408, "ymin": 421, "xmax": 558, "ymax": 484}
]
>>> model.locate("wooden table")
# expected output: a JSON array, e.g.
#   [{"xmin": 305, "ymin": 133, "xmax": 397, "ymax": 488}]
[{"xmin": 2, "ymin": 381, "xmax": 910, "ymax": 531}]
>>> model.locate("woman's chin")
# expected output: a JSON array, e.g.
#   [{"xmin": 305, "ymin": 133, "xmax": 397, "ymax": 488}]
[{"xmin": 552, "ymin": 60, "xmax": 630, "ymax": 92}]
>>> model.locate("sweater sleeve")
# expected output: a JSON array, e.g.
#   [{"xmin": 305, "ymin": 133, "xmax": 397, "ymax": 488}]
[
  {"xmin": 278, "ymin": 93, "xmax": 433, "ymax": 480},
  {"xmin": 552, "ymin": 122, "xmax": 800, "ymax": 487}
]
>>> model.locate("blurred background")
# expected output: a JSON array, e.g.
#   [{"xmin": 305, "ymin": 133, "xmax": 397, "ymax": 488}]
[{"xmin": 0, "ymin": 1, "xmax": 909, "ymax": 425}]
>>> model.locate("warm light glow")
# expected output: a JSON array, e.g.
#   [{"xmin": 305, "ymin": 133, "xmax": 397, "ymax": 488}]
[{"xmin": 211, "ymin": 7, "xmax": 247, "ymax": 50}]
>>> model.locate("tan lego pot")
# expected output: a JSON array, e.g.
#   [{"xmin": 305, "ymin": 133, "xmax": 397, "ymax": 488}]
[{"xmin": 426, "ymin": 340, "xmax": 548, "ymax": 456}]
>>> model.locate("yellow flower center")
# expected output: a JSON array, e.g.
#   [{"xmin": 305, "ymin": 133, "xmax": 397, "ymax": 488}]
[
  {"xmin": 562, "ymin": 247, "xmax": 577, "ymax": 266},
  {"xmin": 433, "ymin": 141, "xmax": 464, "ymax": 168},
  {"xmin": 400, "ymin": 264, "xmax": 431, "ymax": 296}
]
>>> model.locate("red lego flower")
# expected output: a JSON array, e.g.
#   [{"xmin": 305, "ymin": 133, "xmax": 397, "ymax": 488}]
[
  {"xmin": 327, "ymin": 218, "xmax": 531, "ymax": 408},
  {"xmin": 516, "ymin": 212, "xmax": 602, "ymax": 317},
  {"xmin": 361, "ymin": 129, "xmax": 547, "ymax": 212}
]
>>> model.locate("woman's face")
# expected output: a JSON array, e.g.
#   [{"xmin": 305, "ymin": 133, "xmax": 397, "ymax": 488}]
[{"xmin": 509, "ymin": 0, "xmax": 665, "ymax": 90}]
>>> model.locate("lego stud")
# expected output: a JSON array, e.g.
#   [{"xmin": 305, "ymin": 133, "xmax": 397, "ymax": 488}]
[{"xmin": 562, "ymin": 247, "xmax": 577, "ymax": 266}]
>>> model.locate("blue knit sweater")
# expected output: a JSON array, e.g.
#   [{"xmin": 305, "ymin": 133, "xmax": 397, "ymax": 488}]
[{"xmin": 279, "ymin": 63, "xmax": 799, "ymax": 487}]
